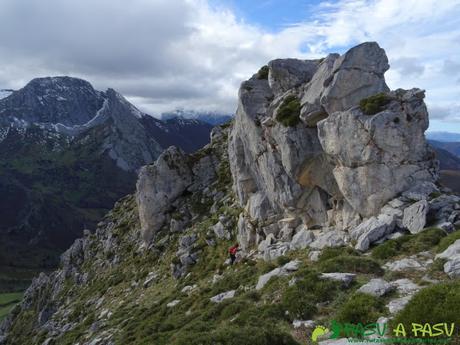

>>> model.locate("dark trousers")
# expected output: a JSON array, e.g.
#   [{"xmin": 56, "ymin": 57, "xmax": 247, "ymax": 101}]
[{"xmin": 230, "ymin": 254, "xmax": 236, "ymax": 265}]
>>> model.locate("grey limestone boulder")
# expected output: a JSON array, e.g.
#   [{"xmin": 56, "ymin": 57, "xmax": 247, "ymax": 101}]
[
  {"xmin": 402, "ymin": 200, "xmax": 429, "ymax": 234},
  {"xmin": 357, "ymin": 278, "xmax": 394, "ymax": 296}
]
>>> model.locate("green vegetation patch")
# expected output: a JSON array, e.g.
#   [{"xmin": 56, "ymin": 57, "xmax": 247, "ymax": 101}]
[
  {"xmin": 0, "ymin": 292, "xmax": 23, "ymax": 321},
  {"xmin": 318, "ymin": 255, "xmax": 384, "ymax": 275},
  {"xmin": 281, "ymin": 269, "xmax": 339, "ymax": 321},
  {"xmin": 335, "ymin": 292, "xmax": 387, "ymax": 325},
  {"xmin": 359, "ymin": 93, "xmax": 392, "ymax": 115},
  {"xmin": 436, "ymin": 230, "xmax": 460, "ymax": 253},
  {"xmin": 391, "ymin": 281, "xmax": 460, "ymax": 341},
  {"xmin": 257, "ymin": 65, "xmax": 269, "ymax": 80},
  {"xmin": 371, "ymin": 228, "xmax": 446, "ymax": 261},
  {"xmin": 276, "ymin": 95, "xmax": 301, "ymax": 127}
]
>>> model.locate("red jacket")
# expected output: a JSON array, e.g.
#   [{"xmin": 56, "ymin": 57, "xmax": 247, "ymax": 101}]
[{"xmin": 229, "ymin": 246, "xmax": 238, "ymax": 255}]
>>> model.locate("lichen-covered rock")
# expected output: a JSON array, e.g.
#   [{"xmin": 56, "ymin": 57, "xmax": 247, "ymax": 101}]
[
  {"xmin": 402, "ymin": 200, "xmax": 429, "ymax": 234},
  {"xmin": 351, "ymin": 214, "xmax": 396, "ymax": 251},
  {"xmin": 210, "ymin": 290, "xmax": 236, "ymax": 303},
  {"xmin": 436, "ymin": 240, "xmax": 460, "ymax": 277},
  {"xmin": 268, "ymin": 58, "xmax": 319, "ymax": 96},
  {"xmin": 320, "ymin": 273, "xmax": 356, "ymax": 287},
  {"xmin": 228, "ymin": 41, "xmax": 439, "ymax": 256},
  {"xmin": 309, "ymin": 231, "xmax": 347, "ymax": 250},
  {"xmin": 136, "ymin": 147, "xmax": 193, "ymax": 243},
  {"xmin": 290, "ymin": 228, "xmax": 315, "ymax": 249},
  {"xmin": 255, "ymin": 260, "xmax": 300, "ymax": 290},
  {"xmin": 318, "ymin": 88, "xmax": 437, "ymax": 217},
  {"xmin": 357, "ymin": 278, "xmax": 394, "ymax": 296}
]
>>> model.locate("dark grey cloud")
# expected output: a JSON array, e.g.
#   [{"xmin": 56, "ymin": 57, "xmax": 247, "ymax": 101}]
[
  {"xmin": 0, "ymin": 0, "xmax": 273, "ymax": 114},
  {"xmin": 0, "ymin": 0, "xmax": 459, "ymax": 123}
]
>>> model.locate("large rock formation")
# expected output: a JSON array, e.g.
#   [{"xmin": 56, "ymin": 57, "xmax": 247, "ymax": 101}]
[
  {"xmin": 2, "ymin": 42, "xmax": 460, "ymax": 345},
  {"xmin": 229, "ymin": 42, "xmax": 439, "ymax": 253}
]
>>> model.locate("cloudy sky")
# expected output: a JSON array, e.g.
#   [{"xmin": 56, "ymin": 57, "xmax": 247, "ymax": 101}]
[{"xmin": 0, "ymin": 0, "xmax": 459, "ymax": 131}]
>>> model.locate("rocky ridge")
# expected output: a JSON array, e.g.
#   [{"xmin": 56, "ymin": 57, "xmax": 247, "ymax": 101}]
[
  {"xmin": 1, "ymin": 42, "xmax": 460, "ymax": 345},
  {"xmin": 0, "ymin": 77, "xmax": 213, "ymax": 171}
]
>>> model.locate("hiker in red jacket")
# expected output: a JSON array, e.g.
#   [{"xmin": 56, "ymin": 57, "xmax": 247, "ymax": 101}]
[{"xmin": 228, "ymin": 243, "xmax": 239, "ymax": 265}]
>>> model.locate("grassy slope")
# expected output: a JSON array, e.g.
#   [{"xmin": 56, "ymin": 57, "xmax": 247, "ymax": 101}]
[
  {"xmin": 3, "ymin": 126, "xmax": 460, "ymax": 344},
  {"xmin": 11, "ymin": 197, "xmax": 456, "ymax": 345},
  {"xmin": 0, "ymin": 125, "xmax": 135, "ymax": 275},
  {"xmin": 0, "ymin": 293, "xmax": 23, "ymax": 321}
]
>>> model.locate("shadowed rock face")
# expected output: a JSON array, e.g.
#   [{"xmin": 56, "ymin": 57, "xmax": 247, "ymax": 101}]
[{"xmin": 227, "ymin": 41, "xmax": 438, "ymax": 250}]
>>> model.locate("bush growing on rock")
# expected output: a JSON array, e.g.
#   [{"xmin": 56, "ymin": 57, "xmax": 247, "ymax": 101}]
[
  {"xmin": 276, "ymin": 95, "xmax": 301, "ymax": 126},
  {"xmin": 359, "ymin": 92, "xmax": 391, "ymax": 115},
  {"xmin": 257, "ymin": 65, "xmax": 269, "ymax": 80}
]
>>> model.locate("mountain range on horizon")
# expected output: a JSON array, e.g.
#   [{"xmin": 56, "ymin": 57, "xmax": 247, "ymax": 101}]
[
  {"xmin": 426, "ymin": 131, "xmax": 460, "ymax": 142},
  {"xmin": 0, "ymin": 76, "xmax": 213, "ymax": 276}
]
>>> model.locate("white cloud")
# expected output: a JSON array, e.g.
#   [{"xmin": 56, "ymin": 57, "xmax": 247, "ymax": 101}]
[{"xmin": 0, "ymin": 0, "xmax": 459, "ymax": 126}]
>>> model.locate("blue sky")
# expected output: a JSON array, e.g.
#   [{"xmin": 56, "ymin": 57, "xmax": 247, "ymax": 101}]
[
  {"xmin": 211, "ymin": 0, "xmax": 320, "ymax": 31},
  {"xmin": 0, "ymin": 0, "xmax": 459, "ymax": 132}
]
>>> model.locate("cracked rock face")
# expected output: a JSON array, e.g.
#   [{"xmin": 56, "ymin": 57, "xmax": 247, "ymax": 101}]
[
  {"xmin": 136, "ymin": 147, "xmax": 194, "ymax": 243},
  {"xmin": 318, "ymin": 88, "xmax": 437, "ymax": 217},
  {"xmin": 228, "ymin": 41, "xmax": 439, "ymax": 250}
]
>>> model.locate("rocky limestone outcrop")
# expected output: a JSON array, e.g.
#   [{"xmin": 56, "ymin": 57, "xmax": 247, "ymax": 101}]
[
  {"xmin": 136, "ymin": 126, "xmax": 228, "ymax": 247},
  {"xmin": 228, "ymin": 41, "xmax": 445, "ymax": 257},
  {"xmin": 137, "ymin": 147, "xmax": 194, "ymax": 243}
]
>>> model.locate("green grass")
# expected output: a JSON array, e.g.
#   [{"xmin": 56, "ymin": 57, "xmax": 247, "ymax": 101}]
[
  {"xmin": 318, "ymin": 255, "xmax": 384, "ymax": 275},
  {"xmin": 335, "ymin": 292, "xmax": 387, "ymax": 325},
  {"xmin": 436, "ymin": 230, "xmax": 460, "ymax": 253},
  {"xmin": 276, "ymin": 95, "xmax": 301, "ymax": 127},
  {"xmin": 371, "ymin": 228, "xmax": 446, "ymax": 261},
  {"xmin": 391, "ymin": 281, "xmax": 460, "ymax": 341},
  {"xmin": 359, "ymin": 93, "xmax": 392, "ymax": 115},
  {"xmin": 0, "ymin": 292, "xmax": 23, "ymax": 321}
]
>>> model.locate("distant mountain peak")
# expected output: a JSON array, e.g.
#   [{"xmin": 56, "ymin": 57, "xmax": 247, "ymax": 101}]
[{"xmin": 0, "ymin": 76, "xmax": 104, "ymax": 126}]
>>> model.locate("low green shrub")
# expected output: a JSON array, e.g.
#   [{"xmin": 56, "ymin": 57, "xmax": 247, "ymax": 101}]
[
  {"xmin": 436, "ymin": 230, "xmax": 460, "ymax": 253},
  {"xmin": 372, "ymin": 228, "xmax": 446, "ymax": 261},
  {"xmin": 318, "ymin": 247, "xmax": 360, "ymax": 262},
  {"xmin": 276, "ymin": 95, "xmax": 301, "ymax": 127},
  {"xmin": 359, "ymin": 93, "xmax": 391, "ymax": 115},
  {"xmin": 281, "ymin": 269, "xmax": 340, "ymax": 321},
  {"xmin": 335, "ymin": 292, "xmax": 386, "ymax": 324},
  {"xmin": 257, "ymin": 66, "xmax": 269, "ymax": 80},
  {"xmin": 318, "ymin": 255, "xmax": 384, "ymax": 275},
  {"xmin": 281, "ymin": 286, "xmax": 317, "ymax": 321},
  {"xmin": 276, "ymin": 255, "xmax": 291, "ymax": 266}
]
